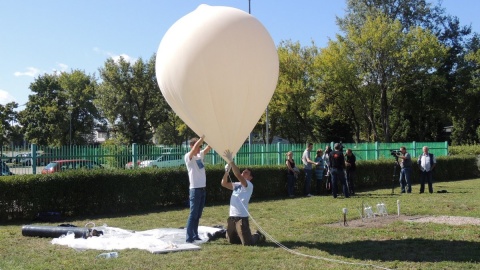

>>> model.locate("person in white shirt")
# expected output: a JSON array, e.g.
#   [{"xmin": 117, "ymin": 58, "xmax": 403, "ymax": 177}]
[
  {"xmin": 221, "ymin": 150, "xmax": 265, "ymax": 245},
  {"xmin": 184, "ymin": 135, "xmax": 211, "ymax": 243},
  {"xmin": 417, "ymin": 146, "xmax": 436, "ymax": 194}
]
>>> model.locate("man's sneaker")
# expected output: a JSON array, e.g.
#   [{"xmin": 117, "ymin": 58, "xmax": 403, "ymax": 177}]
[
  {"xmin": 256, "ymin": 230, "xmax": 266, "ymax": 244},
  {"xmin": 306, "ymin": 194, "xmax": 312, "ymax": 197},
  {"xmin": 207, "ymin": 229, "xmax": 226, "ymax": 241},
  {"xmin": 207, "ymin": 233, "xmax": 214, "ymax": 241}
]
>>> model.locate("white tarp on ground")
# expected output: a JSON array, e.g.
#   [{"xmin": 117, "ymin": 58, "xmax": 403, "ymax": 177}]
[{"xmin": 51, "ymin": 225, "xmax": 222, "ymax": 254}]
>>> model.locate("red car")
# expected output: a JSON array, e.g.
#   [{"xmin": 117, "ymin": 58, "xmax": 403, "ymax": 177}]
[
  {"xmin": 125, "ymin": 160, "xmax": 142, "ymax": 169},
  {"xmin": 41, "ymin": 160, "xmax": 103, "ymax": 174}
]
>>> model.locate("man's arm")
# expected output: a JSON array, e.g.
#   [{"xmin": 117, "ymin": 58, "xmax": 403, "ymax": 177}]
[
  {"xmin": 224, "ymin": 150, "xmax": 247, "ymax": 187},
  {"xmin": 306, "ymin": 157, "xmax": 317, "ymax": 165},
  {"xmin": 221, "ymin": 169, "xmax": 234, "ymax": 190},
  {"xmin": 203, "ymin": 145, "xmax": 212, "ymax": 155},
  {"xmin": 400, "ymin": 153, "xmax": 410, "ymax": 161},
  {"xmin": 188, "ymin": 135, "xmax": 205, "ymax": 160}
]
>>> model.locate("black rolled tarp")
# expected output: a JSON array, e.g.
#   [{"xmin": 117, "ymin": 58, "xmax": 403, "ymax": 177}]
[{"xmin": 22, "ymin": 225, "xmax": 90, "ymax": 238}]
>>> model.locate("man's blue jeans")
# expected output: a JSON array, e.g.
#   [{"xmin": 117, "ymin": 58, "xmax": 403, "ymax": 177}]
[
  {"xmin": 399, "ymin": 167, "xmax": 412, "ymax": 193},
  {"xmin": 186, "ymin": 188, "xmax": 206, "ymax": 242},
  {"xmin": 304, "ymin": 169, "xmax": 312, "ymax": 195},
  {"xmin": 287, "ymin": 174, "xmax": 295, "ymax": 196},
  {"xmin": 331, "ymin": 168, "xmax": 349, "ymax": 198}
]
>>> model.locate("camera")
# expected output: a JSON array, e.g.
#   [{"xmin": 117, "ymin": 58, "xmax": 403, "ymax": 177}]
[{"xmin": 390, "ymin": 150, "xmax": 401, "ymax": 157}]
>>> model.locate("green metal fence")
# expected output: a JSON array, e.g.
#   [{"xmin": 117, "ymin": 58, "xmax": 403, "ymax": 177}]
[{"xmin": 1, "ymin": 141, "xmax": 448, "ymax": 175}]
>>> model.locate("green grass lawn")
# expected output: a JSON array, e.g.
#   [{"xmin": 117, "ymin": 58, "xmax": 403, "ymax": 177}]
[{"xmin": 1, "ymin": 179, "xmax": 479, "ymax": 270}]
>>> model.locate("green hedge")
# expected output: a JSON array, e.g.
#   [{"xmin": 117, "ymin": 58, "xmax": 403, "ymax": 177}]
[{"xmin": 1, "ymin": 155, "xmax": 478, "ymax": 222}]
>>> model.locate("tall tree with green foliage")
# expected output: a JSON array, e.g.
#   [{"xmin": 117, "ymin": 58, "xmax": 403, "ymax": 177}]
[
  {"xmin": 451, "ymin": 36, "xmax": 480, "ymax": 144},
  {"xmin": 337, "ymin": 0, "xmax": 476, "ymax": 143},
  {"xmin": 96, "ymin": 54, "xmax": 170, "ymax": 145},
  {"xmin": 315, "ymin": 14, "xmax": 446, "ymax": 142},
  {"xmin": 19, "ymin": 70, "xmax": 101, "ymax": 146},
  {"xmin": 267, "ymin": 40, "xmax": 329, "ymax": 143},
  {"xmin": 0, "ymin": 102, "xmax": 18, "ymax": 149}
]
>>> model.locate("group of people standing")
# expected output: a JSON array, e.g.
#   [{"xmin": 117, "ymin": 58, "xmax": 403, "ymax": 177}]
[
  {"xmin": 286, "ymin": 143, "xmax": 437, "ymax": 198},
  {"xmin": 286, "ymin": 142, "xmax": 356, "ymax": 198}
]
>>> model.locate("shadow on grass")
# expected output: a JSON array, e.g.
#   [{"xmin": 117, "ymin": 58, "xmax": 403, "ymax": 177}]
[{"xmin": 275, "ymin": 239, "xmax": 479, "ymax": 263}]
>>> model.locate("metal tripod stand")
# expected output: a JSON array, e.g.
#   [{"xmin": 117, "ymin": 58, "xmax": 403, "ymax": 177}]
[{"xmin": 391, "ymin": 158, "xmax": 399, "ymax": 194}]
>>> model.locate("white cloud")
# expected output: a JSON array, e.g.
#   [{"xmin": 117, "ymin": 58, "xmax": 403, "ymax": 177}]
[
  {"xmin": 0, "ymin": 89, "xmax": 16, "ymax": 105},
  {"xmin": 93, "ymin": 47, "xmax": 137, "ymax": 64},
  {"xmin": 111, "ymin": 53, "xmax": 137, "ymax": 64},
  {"xmin": 57, "ymin": 63, "xmax": 69, "ymax": 71},
  {"xmin": 52, "ymin": 62, "xmax": 69, "ymax": 73},
  {"xmin": 13, "ymin": 67, "xmax": 41, "ymax": 77}
]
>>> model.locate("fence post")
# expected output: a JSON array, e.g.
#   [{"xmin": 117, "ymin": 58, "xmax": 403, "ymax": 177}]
[
  {"xmin": 132, "ymin": 143, "xmax": 138, "ymax": 169},
  {"xmin": 249, "ymin": 140, "xmax": 253, "ymax": 165},
  {"xmin": 444, "ymin": 141, "xmax": 448, "ymax": 156},
  {"xmin": 375, "ymin": 141, "xmax": 378, "ymax": 160},
  {"xmin": 212, "ymin": 149, "xmax": 216, "ymax": 165},
  {"xmin": 31, "ymin": 143, "xmax": 37, "ymax": 174},
  {"xmin": 412, "ymin": 141, "xmax": 417, "ymax": 157},
  {"xmin": 261, "ymin": 145, "xmax": 265, "ymax": 165},
  {"xmin": 277, "ymin": 142, "xmax": 281, "ymax": 165}
]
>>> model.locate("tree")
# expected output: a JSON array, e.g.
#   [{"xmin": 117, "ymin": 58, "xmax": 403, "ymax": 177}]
[
  {"xmin": 336, "ymin": 0, "xmax": 476, "ymax": 142},
  {"xmin": 450, "ymin": 35, "xmax": 480, "ymax": 144},
  {"xmin": 19, "ymin": 70, "xmax": 101, "ymax": 146},
  {"xmin": 0, "ymin": 102, "xmax": 18, "ymax": 148},
  {"xmin": 267, "ymin": 40, "xmax": 328, "ymax": 143},
  {"xmin": 96, "ymin": 54, "xmax": 170, "ymax": 145},
  {"xmin": 154, "ymin": 112, "xmax": 192, "ymax": 145},
  {"xmin": 315, "ymin": 14, "xmax": 446, "ymax": 142}
]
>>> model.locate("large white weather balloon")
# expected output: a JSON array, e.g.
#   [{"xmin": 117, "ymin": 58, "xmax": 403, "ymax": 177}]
[{"xmin": 156, "ymin": 4, "xmax": 279, "ymax": 159}]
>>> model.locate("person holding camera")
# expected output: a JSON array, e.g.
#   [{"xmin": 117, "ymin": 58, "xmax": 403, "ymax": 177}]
[
  {"xmin": 398, "ymin": 146, "xmax": 412, "ymax": 193},
  {"xmin": 417, "ymin": 146, "xmax": 436, "ymax": 194}
]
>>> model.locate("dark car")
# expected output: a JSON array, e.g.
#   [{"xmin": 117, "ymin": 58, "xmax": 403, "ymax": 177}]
[
  {"xmin": 41, "ymin": 159, "xmax": 103, "ymax": 174},
  {"xmin": 1, "ymin": 161, "xmax": 14, "ymax": 176},
  {"xmin": 19, "ymin": 152, "xmax": 57, "ymax": 166},
  {"xmin": 19, "ymin": 153, "xmax": 33, "ymax": 166},
  {"xmin": 1, "ymin": 154, "xmax": 11, "ymax": 163}
]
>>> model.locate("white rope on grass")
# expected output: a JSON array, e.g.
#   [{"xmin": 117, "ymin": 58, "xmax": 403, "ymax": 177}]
[{"xmin": 228, "ymin": 174, "xmax": 392, "ymax": 270}]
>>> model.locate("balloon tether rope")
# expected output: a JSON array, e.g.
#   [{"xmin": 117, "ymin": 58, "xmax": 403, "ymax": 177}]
[{"xmin": 227, "ymin": 174, "xmax": 392, "ymax": 270}]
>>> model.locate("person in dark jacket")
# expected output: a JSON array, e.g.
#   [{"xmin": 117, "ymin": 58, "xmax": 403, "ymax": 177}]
[
  {"xmin": 329, "ymin": 143, "xmax": 349, "ymax": 198},
  {"xmin": 345, "ymin": 148, "xmax": 356, "ymax": 195}
]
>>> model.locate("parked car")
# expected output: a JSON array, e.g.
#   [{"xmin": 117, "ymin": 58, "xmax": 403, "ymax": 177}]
[
  {"xmin": 19, "ymin": 153, "xmax": 33, "ymax": 166},
  {"xmin": 139, "ymin": 153, "xmax": 184, "ymax": 168},
  {"xmin": 1, "ymin": 161, "xmax": 14, "ymax": 176},
  {"xmin": 125, "ymin": 160, "xmax": 142, "ymax": 169},
  {"xmin": 1, "ymin": 154, "xmax": 11, "ymax": 163},
  {"xmin": 36, "ymin": 153, "xmax": 58, "ymax": 166},
  {"xmin": 16, "ymin": 151, "xmax": 58, "ymax": 166},
  {"xmin": 41, "ymin": 159, "xmax": 103, "ymax": 174}
]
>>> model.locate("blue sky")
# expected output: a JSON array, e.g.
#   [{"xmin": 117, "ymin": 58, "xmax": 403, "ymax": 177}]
[{"xmin": 1, "ymin": 0, "xmax": 479, "ymax": 107}]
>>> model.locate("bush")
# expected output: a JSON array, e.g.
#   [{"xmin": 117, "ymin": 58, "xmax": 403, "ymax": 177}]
[{"xmin": 1, "ymin": 155, "xmax": 478, "ymax": 222}]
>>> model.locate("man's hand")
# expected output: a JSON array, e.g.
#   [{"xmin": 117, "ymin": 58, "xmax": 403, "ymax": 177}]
[{"xmin": 224, "ymin": 150, "xmax": 233, "ymax": 163}]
